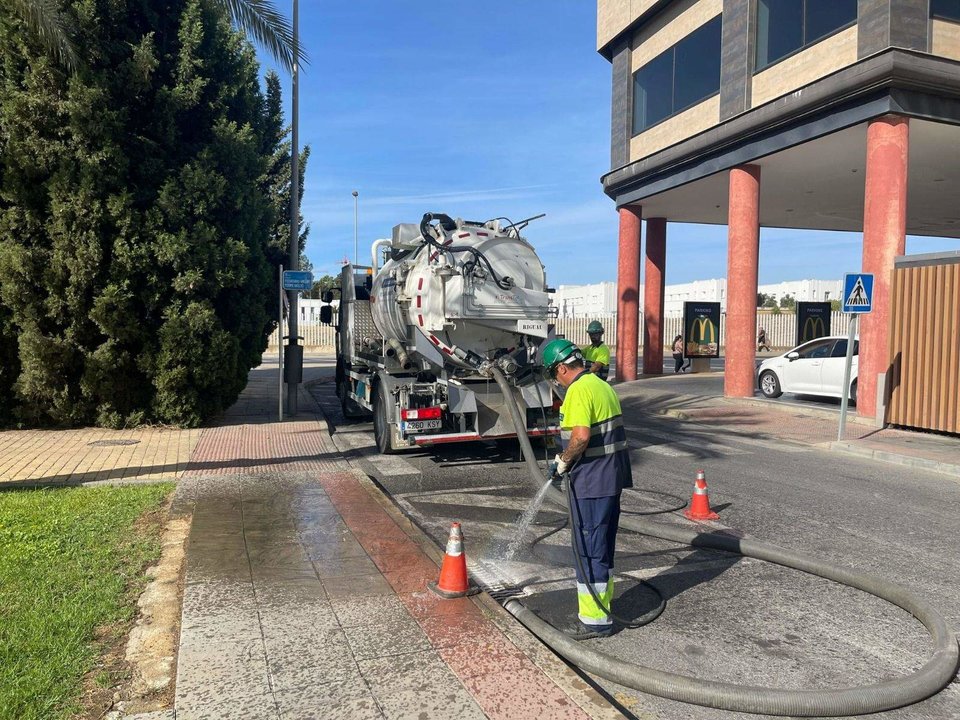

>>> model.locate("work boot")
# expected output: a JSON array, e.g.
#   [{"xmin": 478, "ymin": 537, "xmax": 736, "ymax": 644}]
[{"xmin": 556, "ymin": 620, "xmax": 614, "ymax": 640}]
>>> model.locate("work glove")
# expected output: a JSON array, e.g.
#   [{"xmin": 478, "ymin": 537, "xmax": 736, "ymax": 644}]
[{"xmin": 553, "ymin": 454, "xmax": 570, "ymax": 476}]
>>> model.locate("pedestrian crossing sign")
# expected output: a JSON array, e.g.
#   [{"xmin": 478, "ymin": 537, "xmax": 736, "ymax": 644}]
[{"xmin": 842, "ymin": 273, "xmax": 874, "ymax": 313}]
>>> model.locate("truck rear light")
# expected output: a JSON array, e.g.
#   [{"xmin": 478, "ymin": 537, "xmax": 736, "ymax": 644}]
[{"xmin": 401, "ymin": 406, "xmax": 442, "ymax": 421}]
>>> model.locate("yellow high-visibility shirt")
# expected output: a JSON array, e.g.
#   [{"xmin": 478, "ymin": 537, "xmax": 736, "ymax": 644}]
[{"xmin": 581, "ymin": 343, "xmax": 610, "ymax": 367}]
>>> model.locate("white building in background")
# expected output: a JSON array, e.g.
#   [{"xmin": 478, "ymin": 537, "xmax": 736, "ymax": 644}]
[
  {"xmin": 757, "ymin": 279, "xmax": 842, "ymax": 304},
  {"xmin": 664, "ymin": 279, "xmax": 727, "ymax": 315},
  {"xmin": 297, "ymin": 298, "xmax": 339, "ymax": 323},
  {"xmin": 554, "ymin": 279, "xmax": 842, "ymax": 317},
  {"xmin": 554, "ymin": 282, "xmax": 618, "ymax": 317}
]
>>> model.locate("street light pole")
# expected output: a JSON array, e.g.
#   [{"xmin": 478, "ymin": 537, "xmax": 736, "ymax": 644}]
[
  {"xmin": 286, "ymin": 0, "xmax": 300, "ymax": 416},
  {"xmin": 352, "ymin": 190, "xmax": 359, "ymax": 266}
]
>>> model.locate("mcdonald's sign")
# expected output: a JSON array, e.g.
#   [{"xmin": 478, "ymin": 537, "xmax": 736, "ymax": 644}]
[
  {"xmin": 683, "ymin": 302, "xmax": 721, "ymax": 358},
  {"xmin": 796, "ymin": 302, "xmax": 832, "ymax": 346}
]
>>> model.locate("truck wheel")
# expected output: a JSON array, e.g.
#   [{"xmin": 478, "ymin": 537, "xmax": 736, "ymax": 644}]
[
  {"xmin": 338, "ymin": 377, "xmax": 366, "ymax": 421},
  {"xmin": 373, "ymin": 384, "xmax": 396, "ymax": 455},
  {"xmin": 850, "ymin": 379, "xmax": 858, "ymax": 405}
]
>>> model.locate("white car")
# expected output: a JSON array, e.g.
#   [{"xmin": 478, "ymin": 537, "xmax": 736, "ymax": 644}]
[{"xmin": 757, "ymin": 336, "xmax": 858, "ymax": 403}]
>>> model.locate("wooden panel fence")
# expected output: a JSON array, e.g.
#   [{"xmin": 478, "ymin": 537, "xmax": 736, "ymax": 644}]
[
  {"xmin": 268, "ymin": 311, "xmax": 850, "ymax": 353},
  {"xmin": 886, "ymin": 255, "xmax": 960, "ymax": 434}
]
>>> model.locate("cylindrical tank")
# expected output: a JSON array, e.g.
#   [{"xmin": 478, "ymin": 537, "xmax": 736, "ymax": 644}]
[{"xmin": 370, "ymin": 216, "xmax": 550, "ymax": 370}]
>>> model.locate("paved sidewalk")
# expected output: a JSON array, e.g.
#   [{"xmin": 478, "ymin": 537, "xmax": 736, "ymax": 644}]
[
  {"xmin": 170, "ymin": 357, "xmax": 618, "ymax": 720},
  {"xmin": 0, "ymin": 425, "xmax": 200, "ymax": 486},
  {"xmin": 614, "ymin": 376, "xmax": 960, "ymax": 479}
]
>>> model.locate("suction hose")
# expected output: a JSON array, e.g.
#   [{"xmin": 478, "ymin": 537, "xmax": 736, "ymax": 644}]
[{"xmin": 487, "ymin": 366, "xmax": 958, "ymax": 716}]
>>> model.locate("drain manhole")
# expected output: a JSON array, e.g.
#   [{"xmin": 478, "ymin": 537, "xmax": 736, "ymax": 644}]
[{"xmin": 87, "ymin": 439, "xmax": 140, "ymax": 447}]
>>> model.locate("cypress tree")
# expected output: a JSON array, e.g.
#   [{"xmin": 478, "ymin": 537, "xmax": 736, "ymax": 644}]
[{"xmin": 0, "ymin": 0, "xmax": 296, "ymax": 427}]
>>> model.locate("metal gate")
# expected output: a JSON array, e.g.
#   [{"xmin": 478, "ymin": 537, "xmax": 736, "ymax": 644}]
[{"xmin": 886, "ymin": 252, "xmax": 960, "ymax": 434}]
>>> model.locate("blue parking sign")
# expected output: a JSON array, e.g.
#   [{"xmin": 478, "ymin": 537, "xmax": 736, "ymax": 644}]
[
  {"xmin": 842, "ymin": 273, "xmax": 873, "ymax": 313},
  {"xmin": 283, "ymin": 270, "xmax": 313, "ymax": 291}
]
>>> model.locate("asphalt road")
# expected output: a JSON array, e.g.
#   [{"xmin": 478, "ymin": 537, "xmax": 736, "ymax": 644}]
[{"xmin": 304, "ymin": 360, "xmax": 960, "ymax": 720}]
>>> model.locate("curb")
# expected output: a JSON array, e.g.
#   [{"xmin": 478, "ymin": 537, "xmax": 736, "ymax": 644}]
[{"xmin": 829, "ymin": 441, "xmax": 960, "ymax": 479}]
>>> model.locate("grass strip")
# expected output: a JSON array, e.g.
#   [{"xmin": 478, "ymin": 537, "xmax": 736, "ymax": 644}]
[{"xmin": 0, "ymin": 483, "xmax": 173, "ymax": 720}]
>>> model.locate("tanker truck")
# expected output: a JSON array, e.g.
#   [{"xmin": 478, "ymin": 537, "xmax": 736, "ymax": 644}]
[{"xmin": 320, "ymin": 212, "xmax": 559, "ymax": 454}]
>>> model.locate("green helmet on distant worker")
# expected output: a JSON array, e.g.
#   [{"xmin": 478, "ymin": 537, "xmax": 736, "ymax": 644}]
[
  {"xmin": 587, "ymin": 321, "xmax": 604, "ymax": 334},
  {"xmin": 541, "ymin": 339, "xmax": 583, "ymax": 376}
]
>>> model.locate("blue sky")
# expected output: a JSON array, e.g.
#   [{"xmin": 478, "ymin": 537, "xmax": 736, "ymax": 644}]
[{"xmin": 262, "ymin": 1, "xmax": 957, "ymax": 286}]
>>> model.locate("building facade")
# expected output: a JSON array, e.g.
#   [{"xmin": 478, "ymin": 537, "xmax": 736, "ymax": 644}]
[
  {"xmin": 557, "ymin": 277, "xmax": 840, "ymax": 316},
  {"xmin": 554, "ymin": 282, "xmax": 619, "ymax": 317},
  {"xmin": 599, "ymin": 0, "xmax": 960, "ymax": 420}
]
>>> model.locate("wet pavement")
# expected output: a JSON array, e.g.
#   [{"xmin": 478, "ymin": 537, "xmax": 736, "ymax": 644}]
[{"xmin": 167, "ymin": 356, "xmax": 617, "ymax": 720}]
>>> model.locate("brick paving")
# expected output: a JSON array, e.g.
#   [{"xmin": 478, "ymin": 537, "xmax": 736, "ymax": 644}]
[
  {"xmin": 0, "ymin": 426, "xmax": 200, "ymax": 486},
  {"xmin": 182, "ymin": 421, "xmax": 340, "ymax": 476}
]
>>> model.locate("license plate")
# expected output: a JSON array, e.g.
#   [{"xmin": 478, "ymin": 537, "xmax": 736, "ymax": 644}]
[{"xmin": 404, "ymin": 419, "xmax": 441, "ymax": 433}]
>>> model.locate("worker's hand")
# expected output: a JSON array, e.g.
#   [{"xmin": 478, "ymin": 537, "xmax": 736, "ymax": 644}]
[{"xmin": 553, "ymin": 454, "xmax": 570, "ymax": 476}]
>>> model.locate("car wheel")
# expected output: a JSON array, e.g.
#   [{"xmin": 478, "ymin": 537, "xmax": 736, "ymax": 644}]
[
  {"xmin": 759, "ymin": 370, "xmax": 782, "ymax": 398},
  {"xmin": 850, "ymin": 379, "xmax": 857, "ymax": 405},
  {"xmin": 373, "ymin": 384, "xmax": 396, "ymax": 455}
]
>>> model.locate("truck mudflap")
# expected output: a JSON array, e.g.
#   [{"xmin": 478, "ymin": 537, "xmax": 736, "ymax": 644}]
[{"xmin": 409, "ymin": 426, "xmax": 558, "ymax": 446}]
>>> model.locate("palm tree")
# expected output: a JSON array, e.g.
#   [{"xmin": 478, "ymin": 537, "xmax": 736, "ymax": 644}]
[
  {"xmin": 4, "ymin": 0, "xmax": 79, "ymax": 70},
  {"xmin": 5, "ymin": 0, "xmax": 303, "ymax": 72}
]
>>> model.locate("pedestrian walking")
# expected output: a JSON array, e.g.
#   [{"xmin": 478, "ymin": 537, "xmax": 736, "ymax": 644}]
[
  {"xmin": 541, "ymin": 339, "xmax": 633, "ymax": 639},
  {"xmin": 757, "ymin": 327, "xmax": 769, "ymax": 352},
  {"xmin": 580, "ymin": 320, "xmax": 610, "ymax": 381},
  {"xmin": 672, "ymin": 334, "xmax": 687, "ymax": 373}
]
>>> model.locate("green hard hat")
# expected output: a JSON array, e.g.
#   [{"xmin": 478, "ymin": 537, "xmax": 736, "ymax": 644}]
[
  {"xmin": 587, "ymin": 321, "xmax": 604, "ymax": 334},
  {"xmin": 541, "ymin": 338, "xmax": 582, "ymax": 371}
]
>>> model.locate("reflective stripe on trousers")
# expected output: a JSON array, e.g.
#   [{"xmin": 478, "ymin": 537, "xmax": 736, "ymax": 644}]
[{"xmin": 577, "ymin": 580, "xmax": 613, "ymax": 626}]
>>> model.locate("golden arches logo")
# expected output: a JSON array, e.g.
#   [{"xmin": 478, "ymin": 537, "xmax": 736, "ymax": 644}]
[
  {"xmin": 801, "ymin": 315, "xmax": 826, "ymax": 344},
  {"xmin": 690, "ymin": 316, "xmax": 717, "ymax": 345}
]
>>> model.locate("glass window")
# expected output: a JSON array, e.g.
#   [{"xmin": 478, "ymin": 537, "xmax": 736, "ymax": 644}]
[
  {"xmin": 806, "ymin": 0, "xmax": 858, "ymax": 42},
  {"xmin": 756, "ymin": 0, "xmax": 857, "ymax": 70},
  {"xmin": 795, "ymin": 338, "xmax": 834, "ymax": 358},
  {"xmin": 931, "ymin": 0, "xmax": 960, "ymax": 21},
  {"xmin": 756, "ymin": 0, "xmax": 803, "ymax": 69},
  {"xmin": 831, "ymin": 339, "xmax": 860, "ymax": 358},
  {"xmin": 633, "ymin": 52, "xmax": 673, "ymax": 134},
  {"xmin": 674, "ymin": 18, "xmax": 723, "ymax": 112},
  {"xmin": 632, "ymin": 16, "xmax": 721, "ymax": 134}
]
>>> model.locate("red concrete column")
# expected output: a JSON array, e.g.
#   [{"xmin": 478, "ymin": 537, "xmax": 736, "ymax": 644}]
[
  {"xmin": 724, "ymin": 165, "xmax": 761, "ymax": 398},
  {"xmin": 859, "ymin": 116, "xmax": 908, "ymax": 419},
  {"xmin": 643, "ymin": 218, "xmax": 667, "ymax": 374},
  {"xmin": 616, "ymin": 206, "xmax": 642, "ymax": 382}
]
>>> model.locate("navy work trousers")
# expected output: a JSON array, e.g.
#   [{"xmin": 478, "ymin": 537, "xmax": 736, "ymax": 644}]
[{"xmin": 569, "ymin": 491, "xmax": 621, "ymax": 584}]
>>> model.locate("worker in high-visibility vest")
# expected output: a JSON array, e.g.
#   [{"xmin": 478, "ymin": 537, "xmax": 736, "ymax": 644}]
[
  {"xmin": 542, "ymin": 338, "xmax": 632, "ymax": 638},
  {"xmin": 580, "ymin": 320, "xmax": 610, "ymax": 381}
]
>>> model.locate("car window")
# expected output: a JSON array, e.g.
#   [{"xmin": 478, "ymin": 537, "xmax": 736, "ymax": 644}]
[
  {"xmin": 796, "ymin": 339, "xmax": 835, "ymax": 359},
  {"xmin": 831, "ymin": 339, "xmax": 860, "ymax": 358}
]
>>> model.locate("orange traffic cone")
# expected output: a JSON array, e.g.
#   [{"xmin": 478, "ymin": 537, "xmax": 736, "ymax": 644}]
[
  {"xmin": 429, "ymin": 522, "xmax": 479, "ymax": 598},
  {"xmin": 683, "ymin": 470, "xmax": 719, "ymax": 521}
]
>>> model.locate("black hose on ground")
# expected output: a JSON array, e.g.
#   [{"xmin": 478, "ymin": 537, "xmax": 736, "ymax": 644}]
[{"xmin": 487, "ymin": 366, "xmax": 959, "ymax": 717}]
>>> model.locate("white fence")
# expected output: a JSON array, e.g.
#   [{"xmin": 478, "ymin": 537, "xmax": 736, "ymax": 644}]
[
  {"xmin": 268, "ymin": 311, "xmax": 850, "ymax": 352},
  {"xmin": 268, "ymin": 322, "xmax": 336, "ymax": 350}
]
